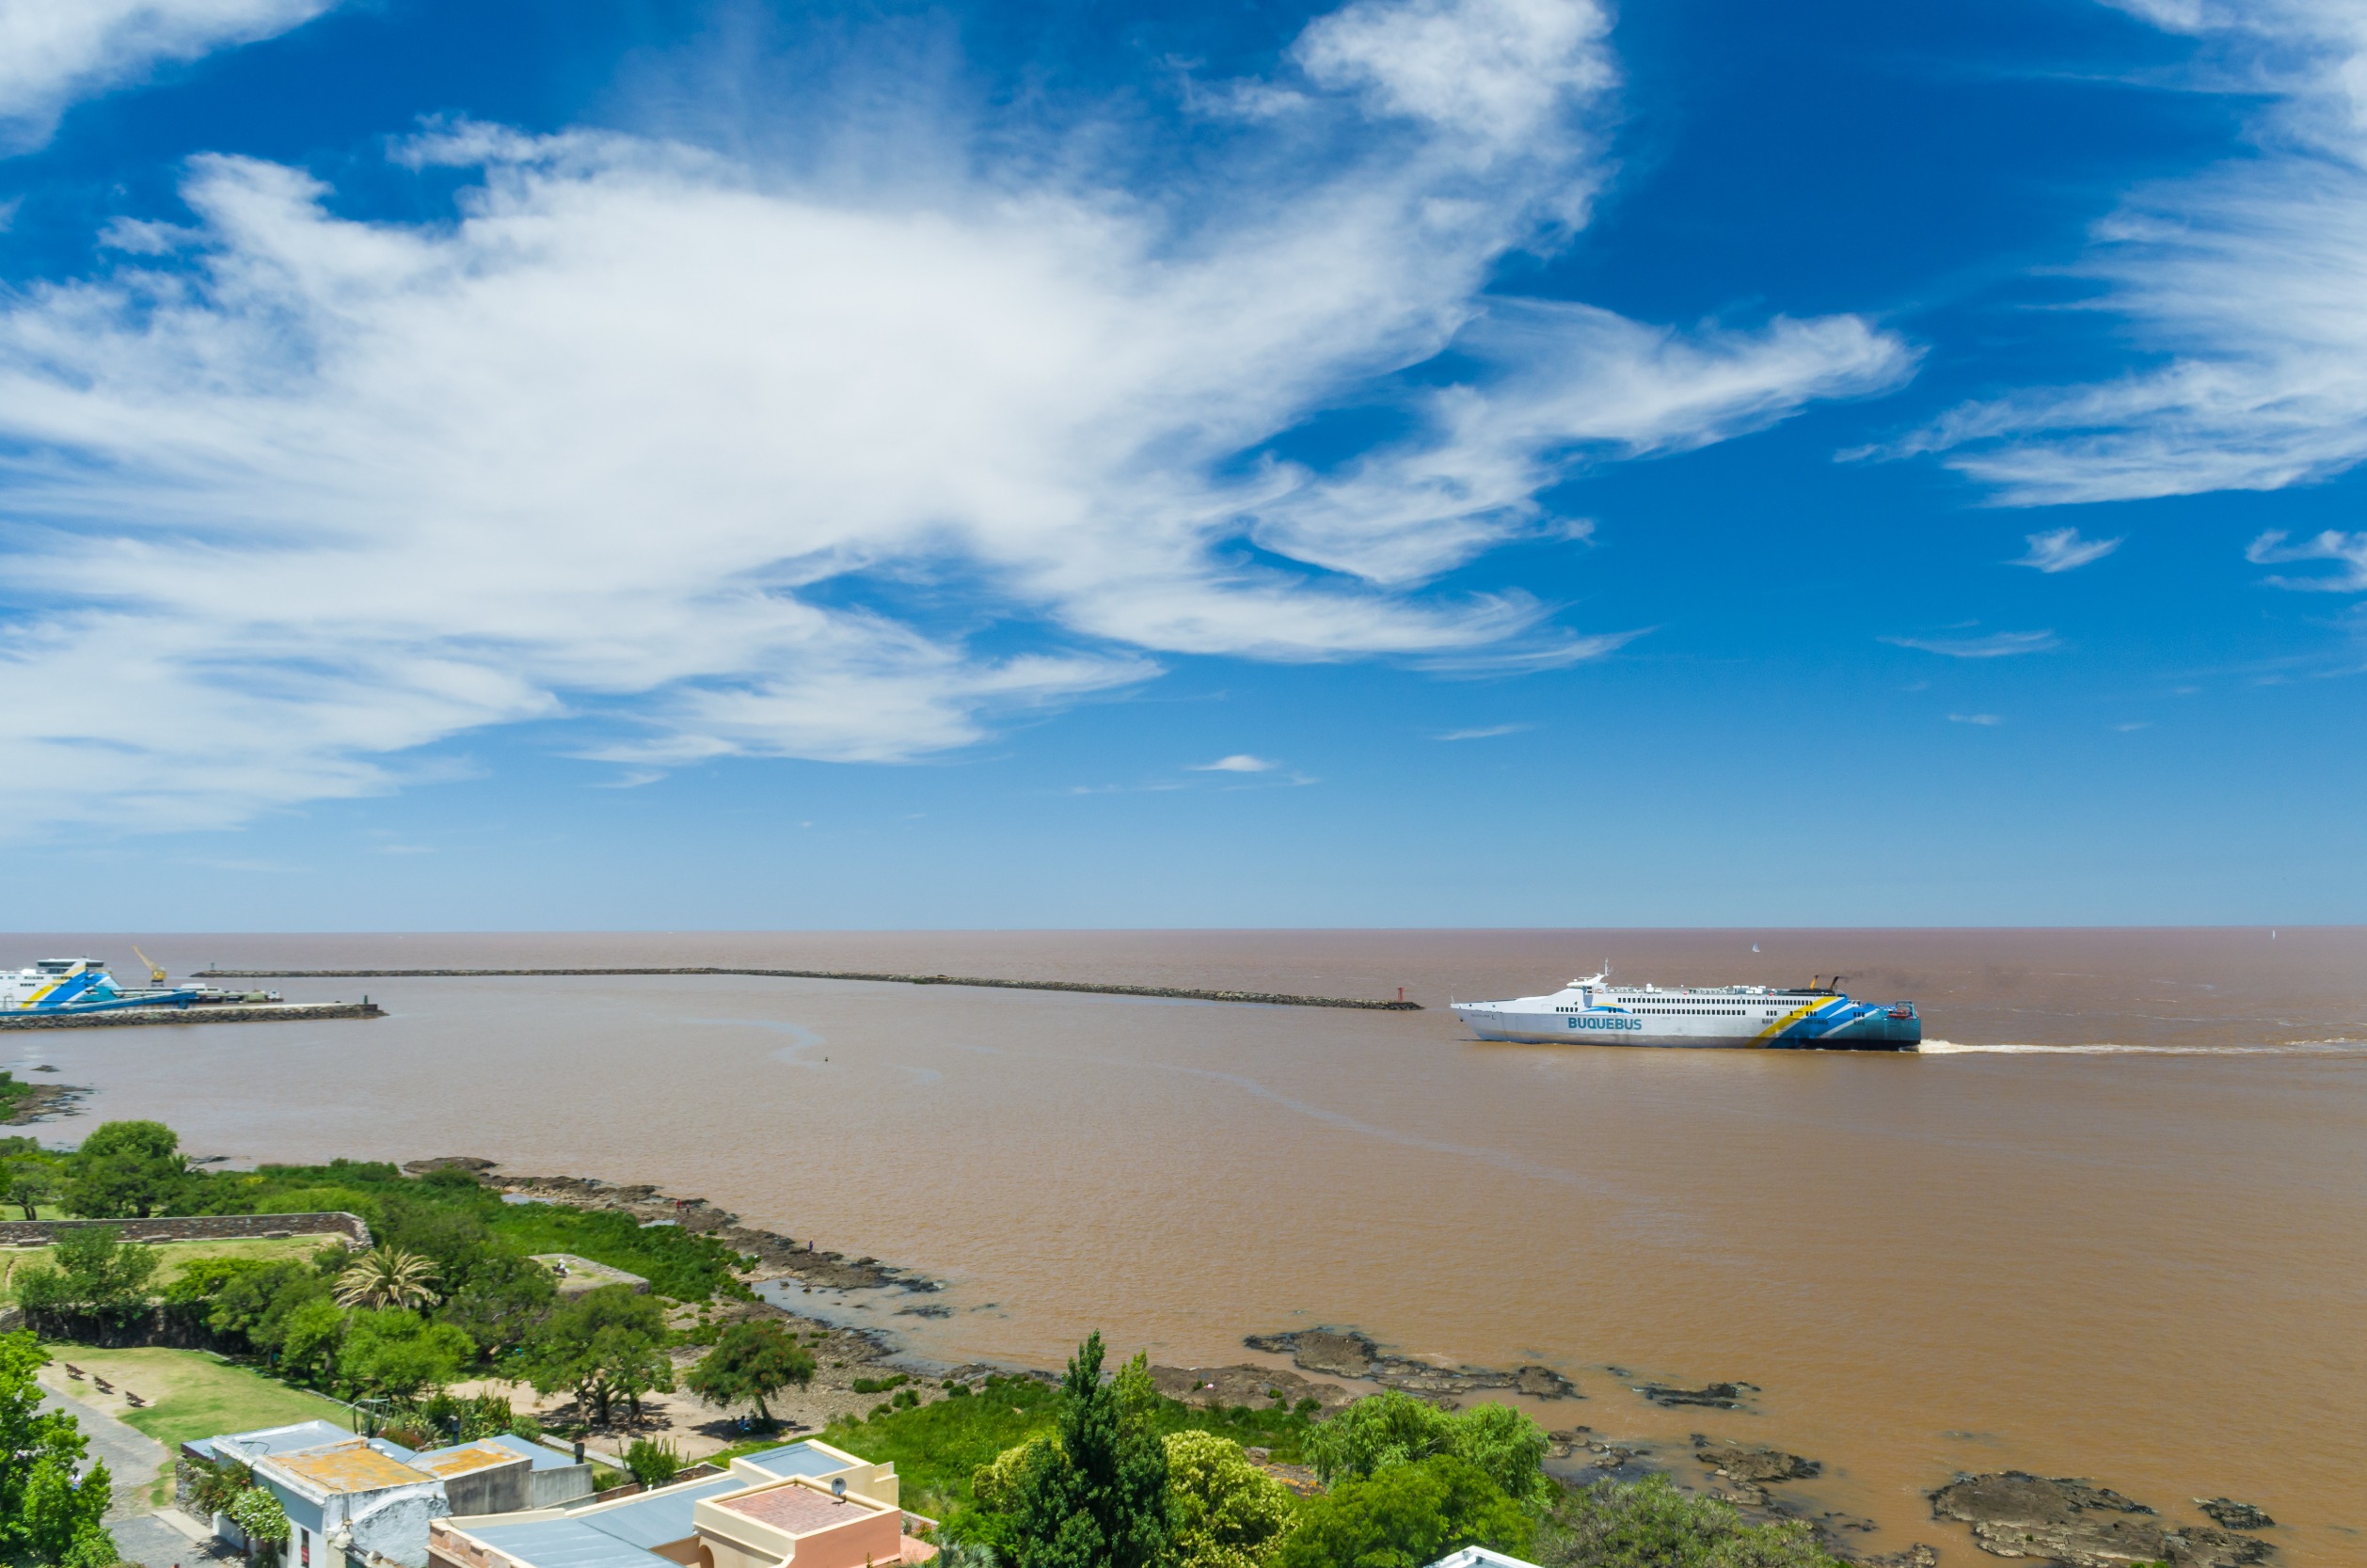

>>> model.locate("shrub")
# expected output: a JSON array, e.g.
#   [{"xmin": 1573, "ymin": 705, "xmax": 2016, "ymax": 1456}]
[
  {"xmin": 1164, "ymin": 1430, "xmax": 1294, "ymax": 1568},
  {"xmin": 624, "ymin": 1438, "xmax": 686, "ymax": 1490},
  {"xmin": 1275, "ymin": 1453, "xmax": 1532, "ymax": 1568},
  {"xmin": 1533, "ymin": 1475, "xmax": 1848, "ymax": 1568}
]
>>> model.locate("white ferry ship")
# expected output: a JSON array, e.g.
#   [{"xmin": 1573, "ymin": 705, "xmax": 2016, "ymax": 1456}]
[
  {"xmin": 1454, "ymin": 972, "xmax": 1920, "ymax": 1051},
  {"xmin": 1, "ymin": 957, "xmax": 200, "ymax": 1013}
]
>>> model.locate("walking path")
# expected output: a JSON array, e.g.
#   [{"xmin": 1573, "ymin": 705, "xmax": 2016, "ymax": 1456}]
[
  {"xmin": 112, "ymin": 1510, "xmax": 240, "ymax": 1568},
  {"xmin": 38, "ymin": 1377, "xmax": 171, "ymax": 1518}
]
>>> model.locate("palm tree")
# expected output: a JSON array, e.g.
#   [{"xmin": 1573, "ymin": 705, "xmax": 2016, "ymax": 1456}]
[{"xmin": 333, "ymin": 1246, "xmax": 440, "ymax": 1310}]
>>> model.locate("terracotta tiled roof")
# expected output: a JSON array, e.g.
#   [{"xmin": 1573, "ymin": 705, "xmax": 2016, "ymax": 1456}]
[{"xmin": 714, "ymin": 1484, "xmax": 881, "ymax": 1534}]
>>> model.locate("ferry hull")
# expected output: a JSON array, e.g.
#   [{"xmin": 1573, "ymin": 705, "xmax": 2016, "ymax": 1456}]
[{"xmin": 1454, "ymin": 1005, "xmax": 1921, "ymax": 1052}]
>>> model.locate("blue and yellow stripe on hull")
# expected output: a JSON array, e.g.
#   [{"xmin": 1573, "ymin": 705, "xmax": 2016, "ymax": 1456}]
[{"xmin": 1757, "ymin": 997, "xmax": 1920, "ymax": 1049}]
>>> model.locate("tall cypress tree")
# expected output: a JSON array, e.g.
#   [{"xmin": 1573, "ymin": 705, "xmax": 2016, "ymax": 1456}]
[{"xmin": 1010, "ymin": 1332, "xmax": 1170, "ymax": 1568}]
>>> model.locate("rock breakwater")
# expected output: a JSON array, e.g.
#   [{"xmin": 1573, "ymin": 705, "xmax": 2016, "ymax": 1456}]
[
  {"xmin": 1244, "ymin": 1327, "xmax": 1579, "ymax": 1399},
  {"xmin": 202, "ymin": 966, "xmax": 1422, "ymax": 1010},
  {"xmin": 1930, "ymin": 1472, "xmax": 2275, "ymax": 1568}
]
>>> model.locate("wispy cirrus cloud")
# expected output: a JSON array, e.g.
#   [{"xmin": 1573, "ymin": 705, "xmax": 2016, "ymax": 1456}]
[
  {"xmin": 1436, "ymin": 723, "xmax": 1528, "ymax": 740},
  {"xmin": 0, "ymin": 0, "xmax": 339, "ymax": 151},
  {"xmin": 1882, "ymin": 630, "xmax": 2061, "ymax": 658},
  {"xmin": 0, "ymin": 0, "xmax": 1911, "ymax": 835},
  {"xmin": 1901, "ymin": 1, "xmax": 2367, "ymax": 503},
  {"xmin": 2012, "ymin": 527, "xmax": 2122, "ymax": 572},
  {"xmin": 1192, "ymin": 755, "xmax": 1279, "ymax": 773},
  {"xmin": 2247, "ymin": 530, "xmax": 2367, "ymax": 591},
  {"xmin": 1948, "ymin": 712, "xmax": 2003, "ymax": 725}
]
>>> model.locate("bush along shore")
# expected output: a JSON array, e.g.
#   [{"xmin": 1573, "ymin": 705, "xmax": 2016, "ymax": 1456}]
[{"xmin": 2, "ymin": 1121, "xmax": 2285, "ymax": 1568}]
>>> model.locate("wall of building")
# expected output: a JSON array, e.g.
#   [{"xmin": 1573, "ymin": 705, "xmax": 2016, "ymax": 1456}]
[
  {"xmin": 437, "ymin": 1463, "xmax": 528, "ymax": 1519},
  {"xmin": 343, "ymin": 1489, "xmax": 450, "ymax": 1568},
  {"xmin": 524, "ymin": 1465, "xmax": 596, "ymax": 1509}
]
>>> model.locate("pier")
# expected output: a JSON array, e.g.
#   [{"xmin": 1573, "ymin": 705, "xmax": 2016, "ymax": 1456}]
[
  {"xmin": 0, "ymin": 1001, "xmax": 382, "ymax": 1030},
  {"xmin": 194, "ymin": 967, "xmax": 1423, "ymax": 1010}
]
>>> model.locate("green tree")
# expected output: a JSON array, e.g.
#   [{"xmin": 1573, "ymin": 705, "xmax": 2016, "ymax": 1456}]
[
  {"xmin": 1005, "ymin": 1334, "xmax": 1169, "ymax": 1568},
  {"xmin": 1533, "ymin": 1476, "xmax": 1847, "ymax": 1568},
  {"xmin": 1274, "ymin": 1453, "xmax": 1532, "ymax": 1568},
  {"xmin": 684, "ymin": 1320, "xmax": 815, "ymax": 1423},
  {"xmin": 3, "ymin": 1151, "xmax": 60, "ymax": 1220},
  {"xmin": 340, "ymin": 1309, "xmax": 475, "ymax": 1402},
  {"xmin": 63, "ymin": 1121, "xmax": 187, "ymax": 1219},
  {"xmin": 208, "ymin": 1262, "xmax": 334, "ymax": 1360},
  {"xmin": 435, "ymin": 1250, "xmax": 558, "ymax": 1358},
  {"xmin": 0, "ymin": 1331, "xmax": 115, "ymax": 1564},
  {"xmin": 333, "ymin": 1247, "xmax": 441, "ymax": 1310},
  {"xmin": 278, "ymin": 1297, "xmax": 349, "ymax": 1386},
  {"xmin": 522, "ymin": 1285, "xmax": 673, "ymax": 1427},
  {"xmin": 13, "ymin": 1227, "xmax": 161, "ymax": 1332},
  {"xmin": 1164, "ymin": 1430, "xmax": 1295, "ymax": 1568},
  {"xmin": 1305, "ymin": 1390, "xmax": 1554, "ymax": 1510}
]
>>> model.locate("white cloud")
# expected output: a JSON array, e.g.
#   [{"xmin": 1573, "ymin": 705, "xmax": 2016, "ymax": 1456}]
[
  {"xmin": 1882, "ymin": 630, "xmax": 2061, "ymax": 657},
  {"xmin": 1906, "ymin": 1, "xmax": 2367, "ymax": 502},
  {"xmin": 0, "ymin": 0, "xmax": 338, "ymax": 151},
  {"xmin": 2246, "ymin": 529, "xmax": 2367, "ymax": 591},
  {"xmin": 0, "ymin": 0, "xmax": 1911, "ymax": 834},
  {"xmin": 1947, "ymin": 712, "xmax": 2003, "ymax": 725},
  {"xmin": 1193, "ymin": 754, "xmax": 1278, "ymax": 772},
  {"xmin": 1436, "ymin": 723, "xmax": 1527, "ymax": 739},
  {"xmin": 2012, "ymin": 527, "xmax": 2122, "ymax": 572}
]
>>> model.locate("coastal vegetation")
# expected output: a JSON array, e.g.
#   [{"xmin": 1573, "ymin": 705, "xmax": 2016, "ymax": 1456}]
[
  {"xmin": 1, "ymin": 1332, "xmax": 117, "ymax": 1568},
  {"xmin": 811, "ymin": 1332, "xmax": 1854, "ymax": 1568},
  {"xmin": 8, "ymin": 1122, "xmax": 1867, "ymax": 1568}
]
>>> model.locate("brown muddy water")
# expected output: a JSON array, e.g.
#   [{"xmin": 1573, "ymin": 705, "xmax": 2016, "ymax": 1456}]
[{"xmin": 8, "ymin": 928, "xmax": 2363, "ymax": 1562}]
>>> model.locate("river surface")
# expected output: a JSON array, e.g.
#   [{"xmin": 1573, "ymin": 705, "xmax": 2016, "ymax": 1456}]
[{"xmin": 8, "ymin": 928, "xmax": 2362, "ymax": 1562}]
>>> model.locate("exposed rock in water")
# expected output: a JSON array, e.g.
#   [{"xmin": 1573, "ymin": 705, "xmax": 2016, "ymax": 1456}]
[
  {"xmin": 1692, "ymin": 1438, "xmax": 1821, "ymax": 1484},
  {"xmin": 1930, "ymin": 1472, "xmax": 2275, "ymax": 1568},
  {"xmin": 1850, "ymin": 1547, "xmax": 1939, "ymax": 1568},
  {"xmin": 1513, "ymin": 1364, "xmax": 1581, "ymax": 1398},
  {"xmin": 1152, "ymin": 1363, "xmax": 1354, "ymax": 1411},
  {"xmin": 403, "ymin": 1156, "xmax": 498, "ymax": 1173},
  {"xmin": 1, "ymin": 1079, "xmax": 88, "ymax": 1125},
  {"xmin": 1242, "ymin": 1327, "xmax": 1581, "ymax": 1400},
  {"xmin": 2197, "ymin": 1499, "xmax": 2276, "ymax": 1531},
  {"xmin": 1635, "ymin": 1380, "xmax": 1755, "ymax": 1409}
]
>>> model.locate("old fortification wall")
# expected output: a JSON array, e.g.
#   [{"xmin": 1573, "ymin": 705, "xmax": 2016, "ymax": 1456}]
[{"xmin": 0, "ymin": 1211, "xmax": 373, "ymax": 1246}]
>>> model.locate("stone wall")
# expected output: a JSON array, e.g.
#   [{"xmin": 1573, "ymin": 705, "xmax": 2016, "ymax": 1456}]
[{"xmin": 0, "ymin": 1211, "xmax": 373, "ymax": 1247}]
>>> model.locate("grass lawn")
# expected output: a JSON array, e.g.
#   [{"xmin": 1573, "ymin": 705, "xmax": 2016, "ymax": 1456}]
[
  {"xmin": 0, "ymin": 1234, "xmax": 340, "ymax": 1305},
  {"xmin": 40, "ymin": 1344, "xmax": 356, "ymax": 1507},
  {"xmin": 44, "ymin": 1344, "xmax": 354, "ymax": 1449}
]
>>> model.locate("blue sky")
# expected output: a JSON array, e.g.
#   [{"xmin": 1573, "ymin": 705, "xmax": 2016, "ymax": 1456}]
[{"xmin": 0, "ymin": 0, "xmax": 2360, "ymax": 928}]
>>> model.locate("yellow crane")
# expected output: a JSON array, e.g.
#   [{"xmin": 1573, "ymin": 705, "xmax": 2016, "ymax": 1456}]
[{"xmin": 131, "ymin": 945, "xmax": 167, "ymax": 985}]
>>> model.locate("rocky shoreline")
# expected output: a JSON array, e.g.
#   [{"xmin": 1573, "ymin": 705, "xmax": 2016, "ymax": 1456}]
[
  {"xmin": 406, "ymin": 1159, "xmax": 2286, "ymax": 1567},
  {"xmin": 1, "ymin": 1068, "xmax": 88, "ymax": 1125}
]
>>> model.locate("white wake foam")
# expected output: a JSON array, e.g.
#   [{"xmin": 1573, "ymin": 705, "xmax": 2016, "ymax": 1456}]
[{"xmin": 1920, "ymin": 1038, "xmax": 2366, "ymax": 1055}]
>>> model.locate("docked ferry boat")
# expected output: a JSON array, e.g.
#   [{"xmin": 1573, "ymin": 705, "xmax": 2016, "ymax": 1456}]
[
  {"xmin": 1454, "ymin": 972, "xmax": 1920, "ymax": 1051},
  {"xmin": 0, "ymin": 958, "xmax": 200, "ymax": 1013}
]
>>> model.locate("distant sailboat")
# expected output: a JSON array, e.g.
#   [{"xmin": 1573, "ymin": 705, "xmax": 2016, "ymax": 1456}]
[{"xmin": 1752, "ymin": 943, "xmax": 1760, "ymax": 953}]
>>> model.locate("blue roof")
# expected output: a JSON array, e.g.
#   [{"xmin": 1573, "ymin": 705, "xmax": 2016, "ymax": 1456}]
[
  {"xmin": 573, "ymin": 1475, "xmax": 745, "ymax": 1549},
  {"xmin": 739, "ymin": 1441, "xmax": 850, "ymax": 1480},
  {"xmin": 199, "ymin": 1420, "xmax": 354, "ymax": 1462},
  {"xmin": 469, "ymin": 1520, "xmax": 672, "ymax": 1568},
  {"xmin": 479, "ymin": 1433, "xmax": 582, "ymax": 1472}
]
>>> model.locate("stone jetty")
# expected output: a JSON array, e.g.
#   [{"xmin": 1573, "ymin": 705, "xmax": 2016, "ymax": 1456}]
[
  {"xmin": 197, "ymin": 967, "xmax": 1423, "ymax": 1010},
  {"xmin": 0, "ymin": 1001, "xmax": 382, "ymax": 1030}
]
